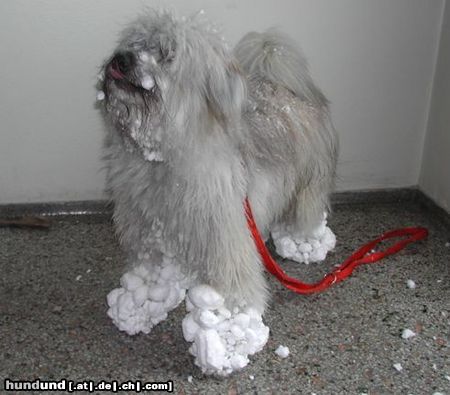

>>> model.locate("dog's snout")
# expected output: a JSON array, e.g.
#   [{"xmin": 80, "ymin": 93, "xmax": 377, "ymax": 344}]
[
  {"xmin": 109, "ymin": 52, "xmax": 134, "ymax": 79},
  {"xmin": 115, "ymin": 52, "xmax": 134, "ymax": 73}
]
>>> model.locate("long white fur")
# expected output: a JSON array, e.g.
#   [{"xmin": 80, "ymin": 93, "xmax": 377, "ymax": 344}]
[{"xmin": 100, "ymin": 8, "xmax": 338, "ymax": 338}]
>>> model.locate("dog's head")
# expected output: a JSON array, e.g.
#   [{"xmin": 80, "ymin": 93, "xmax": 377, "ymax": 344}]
[{"xmin": 99, "ymin": 10, "xmax": 246, "ymax": 158}]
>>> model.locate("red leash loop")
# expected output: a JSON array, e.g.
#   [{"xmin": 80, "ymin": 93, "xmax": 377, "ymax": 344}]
[{"xmin": 244, "ymin": 198, "xmax": 429, "ymax": 294}]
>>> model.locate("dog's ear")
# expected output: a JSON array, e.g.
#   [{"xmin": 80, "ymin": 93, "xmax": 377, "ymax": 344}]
[{"xmin": 204, "ymin": 60, "xmax": 246, "ymax": 123}]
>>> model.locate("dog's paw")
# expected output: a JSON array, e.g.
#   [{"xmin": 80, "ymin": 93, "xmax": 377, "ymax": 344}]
[
  {"xmin": 182, "ymin": 284, "xmax": 269, "ymax": 376},
  {"xmin": 106, "ymin": 257, "xmax": 190, "ymax": 335},
  {"xmin": 271, "ymin": 213, "xmax": 336, "ymax": 264}
]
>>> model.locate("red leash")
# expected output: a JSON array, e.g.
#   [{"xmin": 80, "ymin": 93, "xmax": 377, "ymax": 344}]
[{"xmin": 244, "ymin": 198, "xmax": 429, "ymax": 294}]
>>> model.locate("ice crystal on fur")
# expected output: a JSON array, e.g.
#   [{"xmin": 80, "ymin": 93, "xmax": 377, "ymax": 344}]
[
  {"xmin": 141, "ymin": 75, "xmax": 155, "ymax": 90},
  {"xmin": 96, "ymin": 91, "xmax": 105, "ymax": 101}
]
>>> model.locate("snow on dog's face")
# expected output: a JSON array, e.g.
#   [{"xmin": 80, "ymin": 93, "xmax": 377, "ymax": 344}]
[{"xmin": 99, "ymin": 10, "xmax": 246, "ymax": 160}]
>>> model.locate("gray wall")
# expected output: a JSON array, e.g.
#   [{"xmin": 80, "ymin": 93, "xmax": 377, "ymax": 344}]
[
  {"xmin": 0, "ymin": 0, "xmax": 444, "ymax": 203},
  {"xmin": 420, "ymin": 1, "xmax": 450, "ymax": 212}
]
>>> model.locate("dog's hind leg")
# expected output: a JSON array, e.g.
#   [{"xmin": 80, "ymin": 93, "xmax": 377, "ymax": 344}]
[{"xmin": 271, "ymin": 181, "xmax": 336, "ymax": 264}]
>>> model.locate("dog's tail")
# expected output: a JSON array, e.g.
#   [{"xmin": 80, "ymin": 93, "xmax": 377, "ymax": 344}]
[{"xmin": 234, "ymin": 29, "xmax": 327, "ymax": 106}]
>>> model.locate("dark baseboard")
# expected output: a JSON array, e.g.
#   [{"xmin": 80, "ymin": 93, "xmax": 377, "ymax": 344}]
[
  {"xmin": 414, "ymin": 190, "xmax": 450, "ymax": 230},
  {"xmin": 331, "ymin": 187, "xmax": 420, "ymax": 206},
  {"xmin": 0, "ymin": 200, "xmax": 112, "ymax": 218},
  {"xmin": 0, "ymin": 187, "xmax": 448, "ymax": 228}
]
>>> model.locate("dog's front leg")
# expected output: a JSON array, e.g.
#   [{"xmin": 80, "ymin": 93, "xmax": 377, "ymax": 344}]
[
  {"xmin": 106, "ymin": 223, "xmax": 193, "ymax": 336},
  {"xmin": 179, "ymin": 165, "xmax": 270, "ymax": 376}
]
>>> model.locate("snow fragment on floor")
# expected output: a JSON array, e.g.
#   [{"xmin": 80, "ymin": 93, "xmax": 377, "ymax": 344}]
[
  {"xmin": 182, "ymin": 284, "xmax": 269, "ymax": 376},
  {"xmin": 106, "ymin": 257, "xmax": 190, "ymax": 335},
  {"xmin": 401, "ymin": 328, "xmax": 416, "ymax": 339},
  {"xmin": 406, "ymin": 279, "xmax": 416, "ymax": 289},
  {"xmin": 271, "ymin": 213, "xmax": 336, "ymax": 264},
  {"xmin": 187, "ymin": 375, "xmax": 193, "ymax": 383},
  {"xmin": 393, "ymin": 363, "xmax": 403, "ymax": 372},
  {"xmin": 275, "ymin": 345, "xmax": 290, "ymax": 358}
]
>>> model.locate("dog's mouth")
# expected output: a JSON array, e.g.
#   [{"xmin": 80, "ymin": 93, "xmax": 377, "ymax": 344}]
[
  {"xmin": 106, "ymin": 64, "xmax": 143, "ymax": 93},
  {"xmin": 105, "ymin": 52, "xmax": 155, "ymax": 93},
  {"xmin": 101, "ymin": 51, "xmax": 160, "ymax": 126},
  {"xmin": 108, "ymin": 58, "xmax": 127, "ymax": 81}
]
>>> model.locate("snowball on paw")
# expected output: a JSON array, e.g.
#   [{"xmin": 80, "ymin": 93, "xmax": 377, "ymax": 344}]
[
  {"xmin": 132, "ymin": 285, "xmax": 149, "ymax": 306},
  {"xmin": 308, "ymin": 246, "xmax": 328, "ymax": 262},
  {"xmin": 182, "ymin": 284, "xmax": 269, "ymax": 376},
  {"xmin": 182, "ymin": 314, "xmax": 201, "ymax": 342},
  {"xmin": 188, "ymin": 284, "xmax": 225, "ymax": 310},
  {"xmin": 271, "ymin": 213, "xmax": 336, "ymax": 264},
  {"xmin": 120, "ymin": 272, "xmax": 144, "ymax": 291},
  {"xmin": 273, "ymin": 236, "xmax": 298, "ymax": 259},
  {"xmin": 194, "ymin": 329, "xmax": 227, "ymax": 372},
  {"xmin": 321, "ymin": 226, "xmax": 337, "ymax": 250},
  {"xmin": 198, "ymin": 310, "xmax": 221, "ymax": 328},
  {"xmin": 107, "ymin": 258, "xmax": 189, "ymax": 336},
  {"xmin": 147, "ymin": 284, "xmax": 170, "ymax": 302}
]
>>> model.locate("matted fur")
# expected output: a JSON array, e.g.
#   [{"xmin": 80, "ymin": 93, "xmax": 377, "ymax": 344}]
[{"xmin": 100, "ymin": 10, "xmax": 338, "ymax": 312}]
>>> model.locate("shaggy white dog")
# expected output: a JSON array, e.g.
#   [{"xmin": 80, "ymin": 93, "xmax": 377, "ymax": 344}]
[{"xmin": 98, "ymin": 10, "xmax": 338, "ymax": 375}]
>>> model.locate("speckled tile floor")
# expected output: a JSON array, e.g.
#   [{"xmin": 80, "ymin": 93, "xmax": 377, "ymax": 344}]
[{"xmin": 1, "ymin": 201, "xmax": 449, "ymax": 394}]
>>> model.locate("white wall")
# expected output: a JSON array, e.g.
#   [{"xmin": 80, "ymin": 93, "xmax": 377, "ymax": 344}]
[
  {"xmin": 0, "ymin": 0, "xmax": 444, "ymax": 203},
  {"xmin": 420, "ymin": 1, "xmax": 450, "ymax": 212}
]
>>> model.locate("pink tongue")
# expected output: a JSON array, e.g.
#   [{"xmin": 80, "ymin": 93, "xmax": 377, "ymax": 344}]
[{"xmin": 109, "ymin": 63, "xmax": 125, "ymax": 80}]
